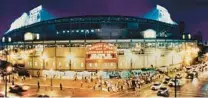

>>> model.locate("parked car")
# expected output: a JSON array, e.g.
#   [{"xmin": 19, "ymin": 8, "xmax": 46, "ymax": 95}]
[
  {"xmin": 9, "ymin": 85, "xmax": 29, "ymax": 93},
  {"xmin": 38, "ymin": 94, "xmax": 49, "ymax": 97},
  {"xmin": 151, "ymin": 82, "xmax": 162, "ymax": 90},
  {"xmin": 163, "ymin": 77, "xmax": 171, "ymax": 84},
  {"xmin": 157, "ymin": 87, "xmax": 169, "ymax": 97},
  {"xmin": 186, "ymin": 71, "xmax": 198, "ymax": 79},
  {"xmin": 0, "ymin": 93, "xmax": 4, "ymax": 97}
]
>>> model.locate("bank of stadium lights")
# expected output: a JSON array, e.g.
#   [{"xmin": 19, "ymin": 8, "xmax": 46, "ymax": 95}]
[
  {"xmin": 56, "ymin": 31, "xmax": 59, "ymax": 34},
  {"xmin": 71, "ymin": 30, "xmax": 74, "ymax": 33},
  {"xmin": 76, "ymin": 30, "xmax": 79, "ymax": 33},
  {"xmin": 63, "ymin": 30, "xmax": 66, "ymax": 33},
  {"xmin": 67, "ymin": 30, "xmax": 70, "ymax": 33}
]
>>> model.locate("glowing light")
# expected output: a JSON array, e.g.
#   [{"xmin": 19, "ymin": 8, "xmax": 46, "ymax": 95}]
[
  {"xmin": 36, "ymin": 34, "xmax": 40, "ymax": 40},
  {"xmin": 188, "ymin": 34, "xmax": 191, "ymax": 39},
  {"xmin": 91, "ymin": 29, "xmax": 94, "ymax": 32},
  {"xmin": 6, "ymin": 66, "xmax": 13, "ymax": 72},
  {"xmin": 143, "ymin": 29, "xmax": 156, "ymax": 38},
  {"xmin": 182, "ymin": 34, "xmax": 185, "ymax": 39},
  {"xmin": 2, "ymin": 37, "xmax": 5, "ymax": 42},
  {"xmin": 24, "ymin": 32, "xmax": 33, "ymax": 40},
  {"xmin": 40, "ymin": 55, "xmax": 48, "ymax": 61},
  {"xmin": 8, "ymin": 37, "xmax": 12, "ymax": 42},
  {"xmin": 21, "ymin": 53, "xmax": 28, "ymax": 60},
  {"xmin": 66, "ymin": 55, "xmax": 73, "ymax": 60}
]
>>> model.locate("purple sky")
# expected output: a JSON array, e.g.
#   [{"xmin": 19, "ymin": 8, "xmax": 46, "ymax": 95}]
[{"xmin": 0, "ymin": 0, "xmax": 208, "ymax": 40}]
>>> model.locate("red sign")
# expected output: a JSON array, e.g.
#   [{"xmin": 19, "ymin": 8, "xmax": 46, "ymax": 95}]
[{"xmin": 86, "ymin": 43, "xmax": 117, "ymax": 63}]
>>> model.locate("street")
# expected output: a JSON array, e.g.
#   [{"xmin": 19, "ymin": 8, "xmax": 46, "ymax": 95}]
[{"xmin": 0, "ymin": 66, "xmax": 208, "ymax": 97}]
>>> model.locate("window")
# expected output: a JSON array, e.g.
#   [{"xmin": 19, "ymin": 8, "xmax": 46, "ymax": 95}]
[
  {"xmin": 143, "ymin": 29, "xmax": 156, "ymax": 38},
  {"xmin": 8, "ymin": 37, "xmax": 11, "ymax": 42},
  {"xmin": 36, "ymin": 34, "xmax": 40, "ymax": 40},
  {"xmin": 24, "ymin": 32, "xmax": 33, "ymax": 40},
  {"xmin": 182, "ymin": 34, "xmax": 185, "ymax": 39},
  {"xmin": 188, "ymin": 34, "xmax": 191, "ymax": 39},
  {"xmin": 2, "ymin": 37, "xmax": 5, "ymax": 42}
]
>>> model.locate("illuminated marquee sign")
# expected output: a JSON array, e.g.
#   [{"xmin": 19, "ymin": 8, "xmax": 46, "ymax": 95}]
[{"xmin": 86, "ymin": 43, "xmax": 117, "ymax": 63}]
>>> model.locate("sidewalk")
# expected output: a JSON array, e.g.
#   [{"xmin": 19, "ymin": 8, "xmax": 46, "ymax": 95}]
[{"xmin": 12, "ymin": 77, "xmax": 96, "ymax": 89}]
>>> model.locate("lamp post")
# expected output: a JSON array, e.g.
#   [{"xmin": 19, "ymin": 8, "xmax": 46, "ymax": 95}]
[
  {"xmin": 130, "ymin": 58, "xmax": 133, "ymax": 70},
  {"xmin": 5, "ymin": 66, "xmax": 12, "ymax": 97},
  {"xmin": 174, "ymin": 75, "xmax": 177, "ymax": 97},
  {"xmin": 69, "ymin": 59, "xmax": 71, "ymax": 70}
]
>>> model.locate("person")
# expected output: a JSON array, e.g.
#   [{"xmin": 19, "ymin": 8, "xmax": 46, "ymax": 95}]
[
  {"xmin": 12, "ymin": 79, "xmax": 14, "ymax": 85},
  {"xmin": 22, "ymin": 76, "xmax": 24, "ymax": 81},
  {"xmin": 37, "ymin": 71, "xmax": 40, "ymax": 78},
  {"xmin": 81, "ymin": 81, "xmax": 83, "ymax": 87},
  {"xmin": 37, "ymin": 81, "xmax": 40, "ymax": 89},
  {"xmin": 60, "ymin": 83, "xmax": 63, "ymax": 90},
  {"xmin": 23, "ymin": 75, "xmax": 26, "ymax": 80},
  {"xmin": 91, "ymin": 77, "xmax": 93, "ymax": 82}
]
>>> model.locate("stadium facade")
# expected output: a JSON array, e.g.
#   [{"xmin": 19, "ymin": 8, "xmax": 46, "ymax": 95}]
[{"xmin": 0, "ymin": 5, "xmax": 199, "ymax": 78}]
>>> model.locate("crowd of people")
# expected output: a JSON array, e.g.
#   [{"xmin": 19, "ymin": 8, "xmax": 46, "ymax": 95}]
[{"xmin": 92, "ymin": 71, "xmax": 162, "ymax": 92}]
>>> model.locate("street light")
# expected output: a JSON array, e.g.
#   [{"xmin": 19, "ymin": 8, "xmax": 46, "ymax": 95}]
[{"xmin": 5, "ymin": 66, "xmax": 12, "ymax": 97}]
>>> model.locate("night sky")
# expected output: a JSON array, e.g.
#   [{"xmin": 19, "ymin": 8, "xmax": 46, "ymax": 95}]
[{"xmin": 0, "ymin": 0, "xmax": 208, "ymax": 40}]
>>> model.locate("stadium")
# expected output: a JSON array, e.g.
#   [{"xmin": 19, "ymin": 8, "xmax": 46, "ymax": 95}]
[{"xmin": 0, "ymin": 5, "xmax": 199, "ymax": 79}]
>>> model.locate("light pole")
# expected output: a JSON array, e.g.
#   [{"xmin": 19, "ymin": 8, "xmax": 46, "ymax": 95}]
[
  {"xmin": 130, "ymin": 58, "xmax": 133, "ymax": 70},
  {"xmin": 69, "ymin": 59, "xmax": 71, "ymax": 70},
  {"xmin": 5, "ymin": 66, "xmax": 12, "ymax": 97},
  {"xmin": 174, "ymin": 76, "xmax": 177, "ymax": 97}
]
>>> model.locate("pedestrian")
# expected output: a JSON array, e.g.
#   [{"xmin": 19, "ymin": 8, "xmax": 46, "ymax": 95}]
[
  {"xmin": 91, "ymin": 78, "xmax": 93, "ymax": 82},
  {"xmin": 81, "ymin": 81, "xmax": 83, "ymax": 87},
  {"xmin": 60, "ymin": 83, "xmax": 63, "ymax": 90},
  {"xmin": 37, "ymin": 81, "xmax": 40, "ymax": 89},
  {"xmin": 37, "ymin": 71, "xmax": 40, "ymax": 78},
  {"xmin": 21, "ymin": 76, "xmax": 24, "ymax": 81},
  {"xmin": 12, "ymin": 79, "xmax": 14, "ymax": 85},
  {"xmin": 23, "ymin": 75, "xmax": 26, "ymax": 80}
]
